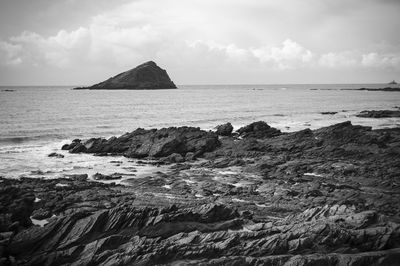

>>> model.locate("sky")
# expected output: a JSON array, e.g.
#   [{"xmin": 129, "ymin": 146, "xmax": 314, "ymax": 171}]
[{"xmin": 0, "ymin": 0, "xmax": 399, "ymax": 85}]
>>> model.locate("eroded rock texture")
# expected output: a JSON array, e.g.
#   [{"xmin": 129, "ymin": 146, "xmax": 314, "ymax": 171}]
[
  {"xmin": 1, "ymin": 121, "xmax": 400, "ymax": 265},
  {"xmin": 63, "ymin": 126, "xmax": 219, "ymax": 159}
]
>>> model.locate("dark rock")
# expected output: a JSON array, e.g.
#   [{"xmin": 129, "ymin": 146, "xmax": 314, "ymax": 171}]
[
  {"xmin": 5, "ymin": 121, "xmax": 400, "ymax": 264},
  {"xmin": 6, "ymin": 201, "xmax": 400, "ymax": 265},
  {"xmin": 355, "ymin": 87, "xmax": 400, "ymax": 92},
  {"xmin": 74, "ymin": 61, "xmax": 177, "ymax": 90},
  {"xmin": 0, "ymin": 185, "xmax": 35, "ymax": 232},
  {"xmin": 356, "ymin": 110, "xmax": 400, "ymax": 118},
  {"xmin": 215, "ymin": 122, "xmax": 233, "ymax": 136},
  {"xmin": 237, "ymin": 121, "xmax": 282, "ymax": 139},
  {"xmin": 92, "ymin": 173, "xmax": 122, "ymax": 180},
  {"xmin": 61, "ymin": 139, "xmax": 81, "ymax": 150},
  {"xmin": 31, "ymin": 209, "xmax": 51, "ymax": 220},
  {"xmin": 320, "ymin": 111, "xmax": 337, "ymax": 115},
  {"xmin": 47, "ymin": 152, "xmax": 64, "ymax": 158},
  {"xmin": 69, "ymin": 143, "xmax": 87, "ymax": 153},
  {"xmin": 185, "ymin": 152, "xmax": 196, "ymax": 161},
  {"xmin": 65, "ymin": 174, "xmax": 88, "ymax": 181},
  {"xmin": 166, "ymin": 153, "xmax": 185, "ymax": 163},
  {"xmin": 63, "ymin": 126, "xmax": 219, "ymax": 159}
]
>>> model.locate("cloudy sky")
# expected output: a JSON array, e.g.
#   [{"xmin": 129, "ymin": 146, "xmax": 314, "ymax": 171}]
[{"xmin": 0, "ymin": 0, "xmax": 399, "ymax": 85}]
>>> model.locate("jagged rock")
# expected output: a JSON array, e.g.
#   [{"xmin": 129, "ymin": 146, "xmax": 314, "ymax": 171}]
[
  {"xmin": 4, "ymin": 121, "xmax": 400, "ymax": 264},
  {"xmin": 237, "ymin": 121, "xmax": 282, "ymax": 139},
  {"xmin": 215, "ymin": 122, "xmax": 234, "ymax": 136},
  {"xmin": 61, "ymin": 139, "xmax": 81, "ymax": 150},
  {"xmin": 31, "ymin": 209, "xmax": 51, "ymax": 220},
  {"xmin": 6, "ymin": 202, "xmax": 400, "ymax": 265},
  {"xmin": 74, "ymin": 61, "xmax": 177, "ymax": 90},
  {"xmin": 62, "ymin": 126, "xmax": 219, "ymax": 159}
]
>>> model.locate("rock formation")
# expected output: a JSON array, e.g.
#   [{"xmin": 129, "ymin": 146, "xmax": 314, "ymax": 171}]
[
  {"xmin": 357, "ymin": 109, "xmax": 400, "ymax": 118},
  {"xmin": 74, "ymin": 61, "xmax": 177, "ymax": 90},
  {"xmin": 237, "ymin": 121, "xmax": 282, "ymax": 139},
  {"xmin": 62, "ymin": 126, "xmax": 220, "ymax": 160},
  {"xmin": 1, "ymin": 121, "xmax": 400, "ymax": 265},
  {"xmin": 215, "ymin": 122, "xmax": 233, "ymax": 136}
]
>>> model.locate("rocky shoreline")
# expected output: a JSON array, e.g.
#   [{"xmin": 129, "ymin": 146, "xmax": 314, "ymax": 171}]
[{"xmin": 1, "ymin": 121, "xmax": 400, "ymax": 265}]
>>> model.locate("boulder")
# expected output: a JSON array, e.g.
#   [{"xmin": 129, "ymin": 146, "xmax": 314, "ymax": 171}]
[
  {"xmin": 48, "ymin": 152, "xmax": 64, "ymax": 158},
  {"xmin": 215, "ymin": 122, "xmax": 233, "ymax": 136},
  {"xmin": 237, "ymin": 121, "xmax": 281, "ymax": 139},
  {"xmin": 74, "ymin": 61, "xmax": 177, "ymax": 90}
]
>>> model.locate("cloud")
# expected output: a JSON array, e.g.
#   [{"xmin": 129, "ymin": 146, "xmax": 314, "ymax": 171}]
[
  {"xmin": 251, "ymin": 39, "xmax": 313, "ymax": 70},
  {"xmin": 1, "ymin": 27, "xmax": 91, "ymax": 67},
  {"xmin": 2, "ymin": 23, "xmax": 399, "ymax": 74},
  {"xmin": 0, "ymin": 41, "xmax": 22, "ymax": 65},
  {"xmin": 318, "ymin": 51, "xmax": 359, "ymax": 68},
  {"xmin": 0, "ymin": 0, "xmax": 399, "ymax": 84},
  {"xmin": 362, "ymin": 52, "xmax": 400, "ymax": 68},
  {"xmin": 318, "ymin": 50, "xmax": 400, "ymax": 69}
]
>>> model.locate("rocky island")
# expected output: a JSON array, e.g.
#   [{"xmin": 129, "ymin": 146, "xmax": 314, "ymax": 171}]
[
  {"xmin": 1, "ymin": 121, "xmax": 400, "ymax": 265},
  {"xmin": 74, "ymin": 61, "xmax": 177, "ymax": 90}
]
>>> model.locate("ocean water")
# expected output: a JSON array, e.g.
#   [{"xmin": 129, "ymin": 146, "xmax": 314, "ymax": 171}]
[{"xmin": 1, "ymin": 84, "xmax": 400, "ymax": 179}]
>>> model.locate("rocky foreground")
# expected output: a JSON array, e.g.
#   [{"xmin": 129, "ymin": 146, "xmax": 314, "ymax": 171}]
[{"xmin": 1, "ymin": 121, "xmax": 400, "ymax": 265}]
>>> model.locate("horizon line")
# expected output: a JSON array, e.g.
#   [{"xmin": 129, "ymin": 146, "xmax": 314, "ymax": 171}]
[{"xmin": 0, "ymin": 82, "xmax": 394, "ymax": 87}]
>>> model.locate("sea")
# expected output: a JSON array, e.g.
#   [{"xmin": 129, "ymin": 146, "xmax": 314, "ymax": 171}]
[{"xmin": 1, "ymin": 84, "xmax": 400, "ymax": 180}]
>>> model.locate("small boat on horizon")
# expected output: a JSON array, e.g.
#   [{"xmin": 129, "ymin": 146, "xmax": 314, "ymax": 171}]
[{"xmin": 388, "ymin": 80, "xmax": 397, "ymax": 85}]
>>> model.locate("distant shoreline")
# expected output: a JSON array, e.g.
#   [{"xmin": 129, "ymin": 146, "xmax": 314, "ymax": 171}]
[{"xmin": 310, "ymin": 86, "xmax": 400, "ymax": 92}]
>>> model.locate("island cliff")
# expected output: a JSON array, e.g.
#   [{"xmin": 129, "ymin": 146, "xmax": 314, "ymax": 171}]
[{"xmin": 74, "ymin": 61, "xmax": 177, "ymax": 90}]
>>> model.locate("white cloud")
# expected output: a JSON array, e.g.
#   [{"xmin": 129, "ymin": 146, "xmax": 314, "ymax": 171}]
[
  {"xmin": 362, "ymin": 52, "xmax": 400, "ymax": 68},
  {"xmin": 251, "ymin": 39, "xmax": 314, "ymax": 70},
  {"xmin": 318, "ymin": 51, "xmax": 359, "ymax": 68},
  {"xmin": 318, "ymin": 50, "xmax": 400, "ymax": 69},
  {"xmin": 0, "ymin": 41, "xmax": 22, "ymax": 65},
  {"xmin": 2, "ymin": 28, "xmax": 91, "ymax": 68}
]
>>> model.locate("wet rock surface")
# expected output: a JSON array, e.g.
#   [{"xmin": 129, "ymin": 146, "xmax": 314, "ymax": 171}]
[
  {"xmin": 1, "ymin": 121, "xmax": 400, "ymax": 265},
  {"xmin": 62, "ymin": 126, "xmax": 219, "ymax": 160}
]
